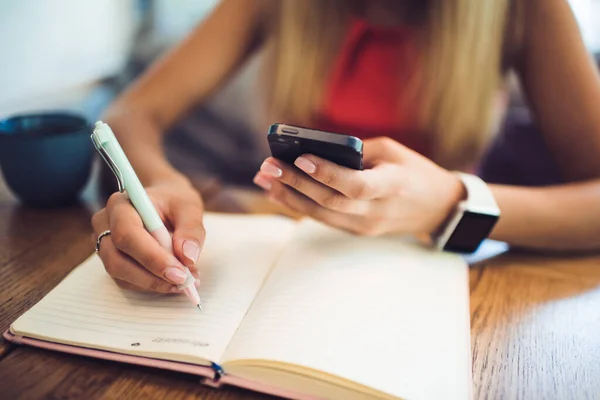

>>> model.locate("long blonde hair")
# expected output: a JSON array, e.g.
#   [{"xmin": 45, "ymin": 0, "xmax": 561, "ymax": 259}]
[{"xmin": 261, "ymin": 0, "xmax": 523, "ymax": 169}]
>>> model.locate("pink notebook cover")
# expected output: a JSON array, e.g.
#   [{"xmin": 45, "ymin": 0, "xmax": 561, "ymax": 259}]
[{"xmin": 3, "ymin": 330, "xmax": 322, "ymax": 400}]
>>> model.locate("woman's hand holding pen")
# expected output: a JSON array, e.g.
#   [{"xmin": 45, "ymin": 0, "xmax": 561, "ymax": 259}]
[
  {"xmin": 253, "ymin": 137, "xmax": 465, "ymax": 237},
  {"xmin": 91, "ymin": 180, "xmax": 206, "ymax": 293}
]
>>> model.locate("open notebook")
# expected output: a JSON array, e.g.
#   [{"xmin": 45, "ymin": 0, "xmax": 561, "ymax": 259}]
[{"xmin": 5, "ymin": 213, "xmax": 472, "ymax": 400}]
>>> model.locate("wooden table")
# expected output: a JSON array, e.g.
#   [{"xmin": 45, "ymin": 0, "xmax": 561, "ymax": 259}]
[{"xmin": 1, "ymin": 173, "xmax": 599, "ymax": 400}]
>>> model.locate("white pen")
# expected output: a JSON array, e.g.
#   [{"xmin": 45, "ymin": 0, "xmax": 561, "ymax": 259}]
[{"xmin": 91, "ymin": 121, "xmax": 202, "ymax": 310}]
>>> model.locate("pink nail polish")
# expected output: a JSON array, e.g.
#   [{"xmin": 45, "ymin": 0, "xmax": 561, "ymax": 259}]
[
  {"xmin": 183, "ymin": 240, "xmax": 200, "ymax": 265},
  {"xmin": 261, "ymin": 162, "xmax": 282, "ymax": 178},
  {"xmin": 295, "ymin": 157, "xmax": 316, "ymax": 174},
  {"xmin": 164, "ymin": 267, "xmax": 187, "ymax": 284},
  {"xmin": 254, "ymin": 175, "xmax": 272, "ymax": 191}
]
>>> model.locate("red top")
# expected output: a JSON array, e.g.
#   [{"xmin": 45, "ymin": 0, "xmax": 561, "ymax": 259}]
[{"xmin": 315, "ymin": 18, "xmax": 428, "ymax": 155}]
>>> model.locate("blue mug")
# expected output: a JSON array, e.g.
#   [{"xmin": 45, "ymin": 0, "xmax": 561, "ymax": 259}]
[{"xmin": 0, "ymin": 112, "xmax": 94, "ymax": 207}]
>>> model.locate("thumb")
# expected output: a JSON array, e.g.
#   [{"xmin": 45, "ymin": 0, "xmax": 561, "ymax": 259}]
[
  {"xmin": 363, "ymin": 137, "xmax": 407, "ymax": 166},
  {"xmin": 169, "ymin": 200, "xmax": 206, "ymax": 270}
]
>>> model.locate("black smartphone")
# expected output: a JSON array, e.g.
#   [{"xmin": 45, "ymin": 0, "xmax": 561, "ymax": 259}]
[{"xmin": 267, "ymin": 123, "xmax": 363, "ymax": 170}]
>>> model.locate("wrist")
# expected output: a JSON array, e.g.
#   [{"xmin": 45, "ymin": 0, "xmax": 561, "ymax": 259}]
[
  {"xmin": 432, "ymin": 173, "xmax": 500, "ymax": 253},
  {"xmin": 430, "ymin": 172, "xmax": 466, "ymax": 236},
  {"xmin": 149, "ymin": 173, "xmax": 195, "ymax": 192},
  {"xmin": 146, "ymin": 165, "xmax": 192, "ymax": 188}
]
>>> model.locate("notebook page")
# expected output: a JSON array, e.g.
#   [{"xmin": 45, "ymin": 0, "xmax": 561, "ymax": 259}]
[
  {"xmin": 11, "ymin": 213, "xmax": 297, "ymax": 364},
  {"xmin": 222, "ymin": 219, "xmax": 471, "ymax": 400}
]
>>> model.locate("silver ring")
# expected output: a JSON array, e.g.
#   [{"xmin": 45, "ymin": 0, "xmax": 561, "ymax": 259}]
[{"xmin": 95, "ymin": 230, "xmax": 111, "ymax": 253}]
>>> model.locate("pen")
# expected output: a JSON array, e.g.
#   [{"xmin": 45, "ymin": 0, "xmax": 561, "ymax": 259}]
[{"xmin": 91, "ymin": 121, "xmax": 202, "ymax": 310}]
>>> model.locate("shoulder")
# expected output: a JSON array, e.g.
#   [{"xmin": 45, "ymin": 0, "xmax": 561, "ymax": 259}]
[{"xmin": 507, "ymin": 0, "xmax": 585, "ymax": 71}]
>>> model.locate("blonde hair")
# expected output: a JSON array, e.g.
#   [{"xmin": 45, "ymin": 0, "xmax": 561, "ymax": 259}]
[{"xmin": 261, "ymin": 0, "xmax": 523, "ymax": 169}]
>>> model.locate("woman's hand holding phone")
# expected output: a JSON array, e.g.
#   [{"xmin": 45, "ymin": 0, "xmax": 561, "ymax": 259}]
[
  {"xmin": 254, "ymin": 137, "xmax": 465, "ymax": 236},
  {"xmin": 91, "ymin": 180, "xmax": 205, "ymax": 293}
]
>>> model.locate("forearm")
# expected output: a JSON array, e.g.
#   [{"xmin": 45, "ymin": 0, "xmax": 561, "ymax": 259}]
[
  {"xmin": 489, "ymin": 181, "xmax": 600, "ymax": 251},
  {"xmin": 103, "ymin": 107, "xmax": 190, "ymax": 187},
  {"xmin": 96, "ymin": 0, "xmax": 265, "ymax": 188}
]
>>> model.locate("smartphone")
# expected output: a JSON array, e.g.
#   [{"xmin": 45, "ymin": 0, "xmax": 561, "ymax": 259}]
[{"xmin": 267, "ymin": 123, "xmax": 363, "ymax": 170}]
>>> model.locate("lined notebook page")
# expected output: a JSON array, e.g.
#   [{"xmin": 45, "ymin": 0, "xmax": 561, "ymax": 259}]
[
  {"xmin": 222, "ymin": 219, "xmax": 471, "ymax": 400},
  {"xmin": 11, "ymin": 213, "xmax": 297, "ymax": 364}
]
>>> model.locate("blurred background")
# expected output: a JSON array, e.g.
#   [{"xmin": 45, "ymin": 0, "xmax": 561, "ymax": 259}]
[
  {"xmin": 1, "ymin": 0, "xmax": 598, "ymax": 119},
  {"xmin": 0, "ymin": 0, "xmax": 265, "ymax": 190},
  {"xmin": 1, "ymin": 0, "xmax": 217, "ymax": 119},
  {"xmin": 0, "ymin": 0, "xmax": 599, "ymax": 191}
]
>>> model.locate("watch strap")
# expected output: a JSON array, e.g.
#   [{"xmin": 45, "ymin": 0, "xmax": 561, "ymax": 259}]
[
  {"xmin": 434, "ymin": 172, "xmax": 500, "ymax": 252},
  {"xmin": 455, "ymin": 172, "xmax": 500, "ymax": 215}
]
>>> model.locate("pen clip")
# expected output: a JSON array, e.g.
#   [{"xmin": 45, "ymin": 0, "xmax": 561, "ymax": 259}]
[{"xmin": 91, "ymin": 132, "xmax": 125, "ymax": 193}]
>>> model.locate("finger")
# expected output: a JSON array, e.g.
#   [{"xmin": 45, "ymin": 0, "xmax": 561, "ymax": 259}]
[
  {"xmin": 93, "ymin": 210, "xmax": 177, "ymax": 293},
  {"xmin": 264, "ymin": 156, "xmax": 390, "ymax": 201},
  {"xmin": 113, "ymin": 271, "xmax": 201, "ymax": 292},
  {"xmin": 303, "ymin": 156, "xmax": 407, "ymax": 200},
  {"xmin": 106, "ymin": 191, "xmax": 169, "ymax": 224},
  {"xmin": 91, "ymin": 208, "xmax": 108, "ymax": 249},
  {"xmin": 99, "ymin": 237, "xmax": 178, "ymax": 293},
  {"xmin": 261, "ymin": 157, "xmax": 362, "ymax": 202},
  {"xmin": 168, "ymin": 197, "xmax": 206, "ymax": 270},
  {"xmin": 113, "ymin": 278, "xmax": 181, "ymax": 294},
  {"xmin": 362, "ymin": 137, "xmax": 407, "ymax": 165},
  {"xmin": 257, "ymin": 161, "xmax": 370, "ymax": 214},
  {"xmin": 106, "ymin": 193, "xmax": 190, "ymax": 286},
  {"xmin": 91, "ymin": 208, "xmax": 108, "ymax": 235},
  {"xmin": 267, "ymin": 178, "xmax": 369, "ymax": 234}
]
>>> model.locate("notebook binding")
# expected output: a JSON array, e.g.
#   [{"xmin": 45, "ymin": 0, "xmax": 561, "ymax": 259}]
[{"xmin": 211, "ymin": 362, "xmax": 225, "ymax": 381}]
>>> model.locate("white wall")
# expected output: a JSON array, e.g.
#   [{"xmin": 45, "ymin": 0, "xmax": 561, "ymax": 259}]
[
  {"xmin": 569, "ymin": 0, "xmax": 600, "ymax": 52},
  {"xmin": 0, "ymin": 0, "xmax": 138, "ymax": 117},
  {"xmin": 152, "ymin": 0, "xmax": 220, "ymax": 47}
]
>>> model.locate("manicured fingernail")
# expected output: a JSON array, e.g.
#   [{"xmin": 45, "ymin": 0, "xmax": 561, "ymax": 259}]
[
  {"xmin": 261, "ymin": 161, "xmax": 282, "ymax": 178},
  {"xmin": 164, "ymin": 267, "xmax": 187, "ymax": 284},
  {"xmin": 183, "ymin": 240, "xmax": 200, "ymax": 265},
  {"xmin": 169, "ymin": 286, "xmax": 181, "ymax": 293},
  {"xmin": 254, "ymin": 175, "xmax": 272, "ymax": 191},
  {"xmin": 295, "ymin": 157, "xmax": 316, "ymax": 174}
]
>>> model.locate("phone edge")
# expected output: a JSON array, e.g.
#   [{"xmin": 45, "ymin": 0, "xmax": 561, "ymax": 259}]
[{"xmin": 268, "ymin": 123, "xmax": 363, "ymax": 153}]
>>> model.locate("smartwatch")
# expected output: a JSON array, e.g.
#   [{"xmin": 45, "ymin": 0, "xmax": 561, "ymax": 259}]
[{"xmin": 434, "ymin": 172, "xmax": 500, "ymax": 253}]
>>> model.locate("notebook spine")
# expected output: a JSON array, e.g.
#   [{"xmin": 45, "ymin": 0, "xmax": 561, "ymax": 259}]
[
  {"xmin": 201, "ymin": 363, "xmax": 225, "ymax": 388},
  {"xmin": 211, "ymin": 362, "xmax": 225, "ymax": 381}
]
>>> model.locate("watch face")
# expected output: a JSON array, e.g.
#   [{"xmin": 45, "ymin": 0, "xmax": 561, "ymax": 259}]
[{"xmin": 444, "ymin": 211, "xmax": 499, "ymax": 253}]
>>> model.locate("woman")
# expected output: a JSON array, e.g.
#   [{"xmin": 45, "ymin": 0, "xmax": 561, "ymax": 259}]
[{"xmin": 92, "ymin": 0, "xmax": 600, "ymax": 294}]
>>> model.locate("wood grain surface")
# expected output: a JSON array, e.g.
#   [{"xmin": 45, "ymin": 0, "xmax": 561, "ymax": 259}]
[
  {"xmin": 1, "ymin": 174, "xmax": 600, "ymax": 399},
  {"xmin": 470, "ymin": 253, "xmax": 600, "ymax": 400}
]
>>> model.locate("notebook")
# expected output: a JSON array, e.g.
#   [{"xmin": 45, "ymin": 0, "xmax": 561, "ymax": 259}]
[{"xmin": 5, "ymin": 213, "xmax": 472, "ymax": 400}]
